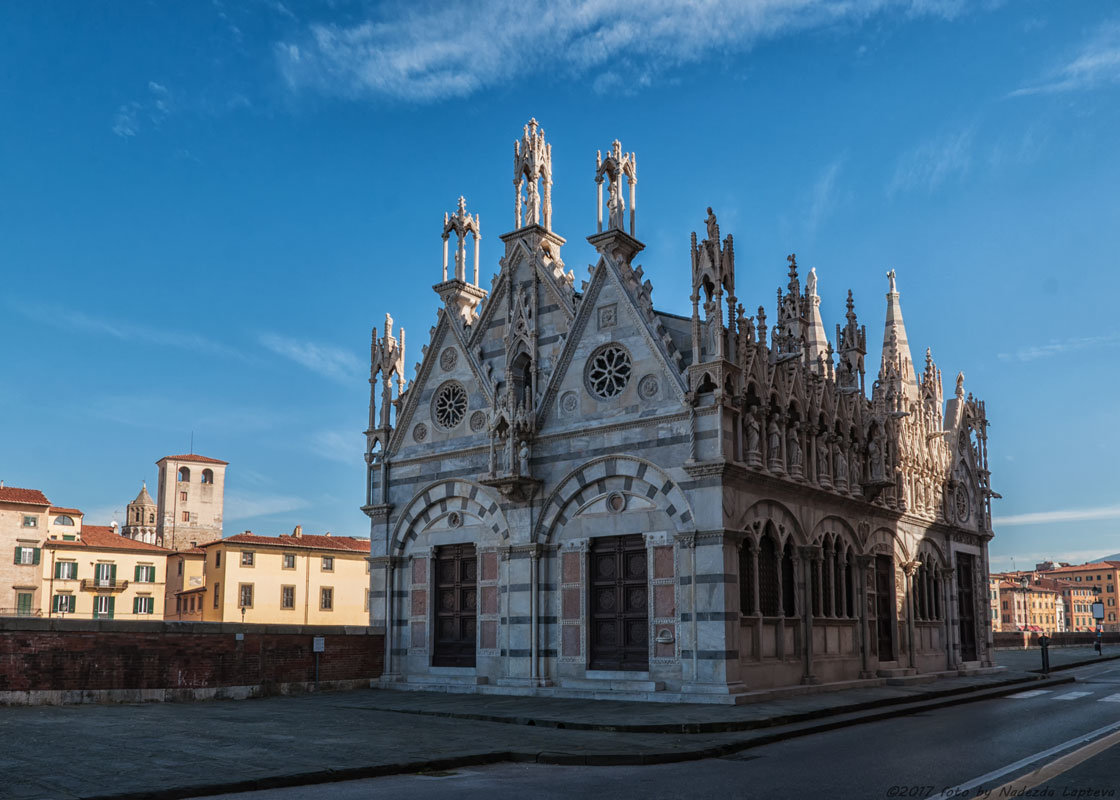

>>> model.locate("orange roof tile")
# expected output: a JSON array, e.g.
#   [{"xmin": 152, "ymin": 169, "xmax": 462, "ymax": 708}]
[
  {"xmin": 1040, "ymin": 562, "xmax": 1120, "ymax": 574},
  {"xmin": 159, "ymin": 454, "xmax": 228, "ymax": 465},
  {"xmin": 0, "ymin": 487, "xmax": 51, "ymax": 506},
  {"xmin": 49, "ymin": 507, "xmax": 84, "ymax": 516},
  {"xmin": 46, "ymin": 525, "xmax": 171, "ymax": 553},
  {"xmin": 203, "ymin": 532, "xmax": 370, "ymax": 553}
]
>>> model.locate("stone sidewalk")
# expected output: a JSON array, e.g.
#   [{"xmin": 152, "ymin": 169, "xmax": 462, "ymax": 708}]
[
  {"xmin": 3, "ymin": 665, "xmax": 1075, "ymax": 800},
  {"xmin": 993, "ymin": 644, "xmax": 1118, "ymax": 673}
]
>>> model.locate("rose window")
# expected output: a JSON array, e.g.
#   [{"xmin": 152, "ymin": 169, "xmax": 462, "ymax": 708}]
[
  {"xmin": 585, "ymin": 344, "xmax": 633, "ymax": 399},
  {"xmin": 433, "ymin": 382, "xmax": 468, "ymax": 430}
]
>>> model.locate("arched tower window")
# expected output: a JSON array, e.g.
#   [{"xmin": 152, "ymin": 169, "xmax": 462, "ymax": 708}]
[
  {"xmin": 178, "ymin": 467, "xmax": 191, "ymax": 482},
  {"xmin": 201, "ymin": 469, "xmax": 214, "ymax": 484}
]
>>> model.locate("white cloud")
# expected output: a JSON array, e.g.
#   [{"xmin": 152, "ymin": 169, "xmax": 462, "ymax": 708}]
[
  {"xmin": 225, "ymin": 491, "xmax": 310, "ymax": 522},
  {"xmin": 993, "ymin": 505, "xmax": 1120, "ymax": 527},
  {"xmin": 112, "ymin": 81, "xmax": 172, "ymax": 137},
  {"xmin": 888, "ymin": 127, "xmax": 973, "ymax": 197},
  {"xmin": 112, "ymin": 103, "xmax": 139, "ymax": 137},
  {"xmin": 276, "ymin": 0, "xmax": 972, "ymax": 102},
  {"xmin": 997, "ymin": 333, "xmax": 1120, "ymax": 362},
  {"xmin": 259, "ymin": 333, "xmax": 363, "ymax": 382},
  {"xmin": 1012, "ymin": 21, "xmax": 1120, "ymax": 97}
]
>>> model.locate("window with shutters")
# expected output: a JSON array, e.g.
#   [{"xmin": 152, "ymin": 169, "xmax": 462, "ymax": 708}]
[
  {"xmin": 53, "ymin": 594, "xmax": 75, "ymax": 614},
  {"xmin": 16, "ymin": 592, "xmax": 33, "ymax": 616},
  {"xmin": 281, "ymin": 585, "xmax": 295, "ymax": 609},
  {"xmin": 181, "ymin": 511, "xmax": 190, "ymax": 523},
  {"xmin": 94, "ymin": 562, "xmax": 115, "ymax": 587},
  {"xmin": 134, "ymin": 596, "xmax": 154, "ymax": 614},
  {"xmin": 14, "ymin": 546, "xmax": 39, "ymax": 565},
  {"xmin": 56, "ymin": 561, "xmax": 77, "ymax": 580},
  {"xmin": 135, "ymin": 564, "xmax": 156, "ymax": 583},
  {"xmin": 93, "ymin": 595, "xmax": 114, "ymax": 619}
]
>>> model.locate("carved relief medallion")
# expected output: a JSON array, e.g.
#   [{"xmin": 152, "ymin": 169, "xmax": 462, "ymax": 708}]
[
  {"xmin": 413, "ymin": 423, "xmax": 428, "ymax": 442},
  {"xmin": 469, "ymin": 410, "xmax": 487, "ymax": 432},
  {"xmin": 560, "ymin": 390, "xmax": 578, "ymax": 415},
  {"xmin": 638, "ymin": 374, "xmax": 659, "ymax": 400},
  {"xmin": 440, "ymin": 347, "xmax": 459, "ymax": 372},
  {"xmin": 597, "ymin": 304, "xmax": 617, "ymax": 330},
  {"xmin": 954, "ymin": 484, "xmax": 970, "ymax": 523}
]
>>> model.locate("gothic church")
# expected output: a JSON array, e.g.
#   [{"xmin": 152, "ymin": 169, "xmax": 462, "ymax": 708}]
[{"xmin": 365, "ymin": 119, "xmax": 996, "ymax": 701}]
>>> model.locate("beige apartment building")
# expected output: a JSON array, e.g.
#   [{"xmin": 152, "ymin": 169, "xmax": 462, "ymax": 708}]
[
  {"xmin": 165, "ymin": 548, "xmax": 207, "ymax": 620},
  {"xmin": 41, "ymin": 525, "xmax": 170, "ymax": 619},
  {"xmin": 190, "ymin": 528, "xmax": 370, "ymax": 624},
  {"xmin": 1, "ymin": 486, "xmax": 53, "ymax": 615}
]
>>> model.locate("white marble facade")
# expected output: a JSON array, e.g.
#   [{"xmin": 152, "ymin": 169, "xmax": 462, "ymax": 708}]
[{"xmin": 364, "ymin": 119, "xmax": 996, "ymax": 702}]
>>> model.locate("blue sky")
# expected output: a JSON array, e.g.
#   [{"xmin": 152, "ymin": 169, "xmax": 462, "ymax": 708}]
[{"xmin": 2, "ymin": 1, "xmax": 1118, "ymax": 570}]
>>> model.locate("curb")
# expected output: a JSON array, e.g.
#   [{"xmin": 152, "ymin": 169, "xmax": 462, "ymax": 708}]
[
  {"xmin": 352, "ymin": 672, "xmax": 1058, "ymax": 734},
  {"xmin": 1031, "ymin": 652, "xmax": 1120, "ymax": 674},
  {"xmin": 82, "ymin": 674, "xmax": 1075, "ymax": 800}
]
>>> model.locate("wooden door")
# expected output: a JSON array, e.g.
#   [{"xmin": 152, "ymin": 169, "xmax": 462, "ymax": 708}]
[
  {"xmin": 433, "ymin": 543, "xmax": 477, "ymax": 668},
  {"xmin": 957, "ymin": 553, "xmax": 978, "ymax": 662},
  {"xmin": 588, "ymin": 535, "xmax": 649, "ymax": 671},
  {"xmin": 874, "ymin": 555, "xmax": 895, "ymax": 661}
]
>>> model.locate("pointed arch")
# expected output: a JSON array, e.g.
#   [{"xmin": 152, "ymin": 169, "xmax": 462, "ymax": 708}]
[
  {"xmin": 390, "ymin": 479, "xmax": 509, "ymax": 555},
  {"xmin": 534, "ymin": 455, "xmax": 693, "ymax": 544},
  {"xmin": 739, "ymin": 499, "xmax": 806, "ymax": 548}
]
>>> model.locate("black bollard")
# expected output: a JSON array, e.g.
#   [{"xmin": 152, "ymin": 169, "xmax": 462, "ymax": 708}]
[{"xmin": 1038, "ymin": 634, "xmax": 1051, "ymax": 674}]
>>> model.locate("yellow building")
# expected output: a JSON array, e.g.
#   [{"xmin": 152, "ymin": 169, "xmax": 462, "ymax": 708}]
[
  {"xmin": 195, "ymin": 528, "xmax": 370, "ymax": 624},
  {"xmin": 1042, "ymin": 561, "xmax": 1120, "ymax": 631},
  {"xmin": 166, "ymin": 548, "xmax": 207, "ymax": 620},
  {"xmin": 1, "ymin": 486, "xmax": 54, "ymax": 615},
  {"xmin": 42, "ymin": 525, "xmax": 170, "ymax": 619}
]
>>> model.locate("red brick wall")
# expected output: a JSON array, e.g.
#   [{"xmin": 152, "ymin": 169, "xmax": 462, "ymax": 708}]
[
  {"xmin": 0, "ymin": 620, "xmax": 384, "ymax": 692},
  {"xmin": 994, "ymin": 630, "xmax": 1120, "ymax": 649}
]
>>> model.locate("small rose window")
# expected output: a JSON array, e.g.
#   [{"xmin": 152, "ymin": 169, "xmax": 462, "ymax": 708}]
[
  {"xmin": 585, "ymin": 344, "xmax": 632, "ymax": 399},
  {"xmin": 433, "ymin": 381, "xmax": 468, "ymax": 430}
]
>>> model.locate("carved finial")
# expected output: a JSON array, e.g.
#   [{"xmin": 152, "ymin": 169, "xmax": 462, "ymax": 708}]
[
  {"xmin": 457, "ymin": 195, "xmax": 466, "ymax": 216},
  {"xmin": 787, "ymin": 253, "xmax": 798, "ymax": 279},
  {"xmin": 956, "ymin": 371, "xmax": 965, "ymax": 398},
  {"xmin": 887, "ymin": 268, "xmax": 897, "ymax": 293},
  {"xmin": 846, "ymin": 289, "xmax": 856, "ymax": 322}
]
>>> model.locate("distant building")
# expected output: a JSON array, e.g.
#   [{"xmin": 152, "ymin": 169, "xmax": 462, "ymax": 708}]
[
  {"xmin": 122, "ymin": 483, "xmax": 158, "ymax": 544},
  {"xmin": 118, "ymin": 454, "xmax": 228, "ymax": 551},
  {"xmin": 165, "ymin": 548, "xmax": 207, "ymax": 620},
  {"xmin": 182, "ymin": 528, "xmax": 370, "ymax": 625},
  {"xmin": 1038, "ymin": 561, "xmax": 1120, "ymax": 631},
  {"xmin": 988, "ymin": 576, "xmax": 1002, "ymax": 633},
  {"xmin": 42, "ymin": 525, "xmax": 169, "ymax": 619},
  {"xmin": 0, "ymin": 486, "xmax": 53, "ymax": 615}
]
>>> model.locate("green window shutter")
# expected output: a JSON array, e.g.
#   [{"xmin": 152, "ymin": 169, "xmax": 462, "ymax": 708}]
[
  {"xmin": 133, "ymin": 597, "xmax": 139, "ymax": 614},
  {"xmin": 134, "ymin": 565, "xmax": 141, "ymax": 582},
  {"xmin": 107, "ymin": 597, "xmax": 115, "ymax": 618},
  {"xmin": 33, "ymin": 548, "xmax": 40, "ymax": 565},
  {"xmin": 110, "ymin": 564, "xmax": 117, "ymax": 584},
  {"xmin": 54, "ymin": 561, "xmax": 62, "ymax": 579},
  {"xmin": 13, "ymin": 547, "xmax": 19, "ymax": 564},
  {"xmin": 52, "ymin": 595, "xmax": 59, "ymax": 613}
]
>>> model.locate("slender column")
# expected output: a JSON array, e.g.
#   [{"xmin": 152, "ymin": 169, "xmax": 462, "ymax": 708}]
[
  {"xmin": 940, "ymin": 566, "xmax": 956, "ymax": 671},
  {"xmin": 628, "ymin": 177, "xmax": 636, "ymax": 237},
  {"xmin": 800, "ymin": 546, "xmax": 820, "ymax": 684},
  {"xmin": 442, "ymin": 236, "xmax": 449, "ymax": 281},
  {"xmin": 383, "ymin": 559, "xmax": 396, "ymax": 679},
  {"xmin": 596, "ymin": 178, "xmax": 603, "ymax": 233},
  {"xmin": 455, "ymin": 231, "xmax": 466, "ymax": 281},
  {"xmin": 530, "ymin": 546, "xmax": 540, "ymax": 684},
  {"xmin": 903, "ymin": 560, "xmax": 920, "ymax": 670},
  {"xmin": 473, "ymin": 233, "xmax": 481, "ymax": 286},
  {"xmin": 857, "ymin": 555, "xmax": 875, "ymax": 678}
]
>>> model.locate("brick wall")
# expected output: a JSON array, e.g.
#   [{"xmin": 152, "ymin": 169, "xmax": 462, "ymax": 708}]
[
  {"xmin": 0, "ymin": 618, "xmax": 383, "ymax": 693},
  {"xmin": 994, "ymin": 630, "xmax": 1120, "ymax": 649}
]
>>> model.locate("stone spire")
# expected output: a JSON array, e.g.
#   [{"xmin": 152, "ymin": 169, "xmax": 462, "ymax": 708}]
[
  {"xmin": 436, "ymin": 196, "xmax": 487, "ymax": 324},
  {"xmin": 513, "ymin": 118, "xmax": 553, "ymax": 232},
  {"xmin": 880, "ymin": 269, "xmax": 918, "ymax": 400},
  {"xmin": 836, "ymin": 289, "xmax": 866, "ymax": 394},
  {"xmin": 803, "ymin": 267, "xmax": 829, "ymax": 373},
  {"xmin": 595, "ymin": 139, "xmax": 637, "ymax": 237}
]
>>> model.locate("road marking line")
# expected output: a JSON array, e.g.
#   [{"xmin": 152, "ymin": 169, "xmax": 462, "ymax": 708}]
[
  {"xmin": 1099, "ymin": 693, "xmax": 1120, "ymax": 702},
  {"xmin": 1006, "ymin": 690, "xmax": 1052, "ymax": 699},
  {"xmin": 1053, "ymin": 691, "xmax": 1093, "ymax": 700},
  {"xmin": 987, "ymin": 727, "xmax": 1120, "ymax": 797},
  {"xmin": 934, "ymin": 718, "xmax": 1120, "ymax": 799}
]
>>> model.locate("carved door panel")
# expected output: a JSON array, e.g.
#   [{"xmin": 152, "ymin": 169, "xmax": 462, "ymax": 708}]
[
  {"xmin": 957, "ymin": 553, "xmax": 978, "ymax": 662},
  {"xmin": 588, "ymin": 535, "xmax": 649, "ymax": 671},
  {"xmin": 433, "ymin": 543, "xmax": 477, "ymax": 668},
  {"xmin": 874, "ymin": 555, "xmax": 896, "ymax": 661}
]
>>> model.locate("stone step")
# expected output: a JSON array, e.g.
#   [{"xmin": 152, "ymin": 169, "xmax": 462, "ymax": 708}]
[
  {"xmin": 559, "ymin": 678, "xmax": 666, "ymax": 693},
  {"xmin": 403, "ymin": 674, "xmax": 489, "ymax": 687},
  {"xmin": 876, "ymin": 667, "xmax": 917, "ymax": 678}
]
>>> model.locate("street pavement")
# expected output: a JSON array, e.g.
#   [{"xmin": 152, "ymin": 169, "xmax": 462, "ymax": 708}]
[
  {"xmin": 2, "ymin": 647, "xmax": 1116, "ymax": 800},
  {"xmin": 208, "ymin": 659, "xmax": 1120, "ymax": 800}
]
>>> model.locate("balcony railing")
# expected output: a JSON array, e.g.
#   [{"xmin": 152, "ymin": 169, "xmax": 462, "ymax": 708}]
[{"xmin": 79, "ymin": 579, "xmax": 129, "ymax": 591}]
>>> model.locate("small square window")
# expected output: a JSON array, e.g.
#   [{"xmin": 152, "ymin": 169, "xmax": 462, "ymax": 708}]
[
  {"xmin": 320, "ymin": 587, "xmax": 333, "ymax": 610},
  {"xmin": 22, "ymin": 515, "xmax": 37, "ymax": 528},
  {"xmin": 180, "ymin": 491, "xmax": 188, "ymax": 502},
  {"xmin": 181, "ymin": 511, "xmax": 190, "ymax": 523},
  {"xmin": 241, "ymin": 551, "xmax": 254, "ymax": 567},
  {"xmin": 283, "ymin": 553, "xmax": 296, "ymax": 570},
  {"xmin": 322, "ymin": 556, "xmax": 334, "ymax": 572}
]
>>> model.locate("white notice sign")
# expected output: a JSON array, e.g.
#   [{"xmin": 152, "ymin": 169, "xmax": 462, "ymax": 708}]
[{"xmin": 312, "ymin": 636, "xmax": 325, "ymax": 653}]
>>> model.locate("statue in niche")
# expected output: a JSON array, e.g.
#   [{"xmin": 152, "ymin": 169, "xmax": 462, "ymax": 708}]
[
  {"xmin": 787, "ymin": 424, "xmax": 803, "ymax": 472},
  {"xmin": 834, "ymin": 444, "xmax": 848, "ymax": 488},
  {"xmin": 869, "ymin": 437, "xmax": 884, "ymax": 481},
  {"xmin": 806, "ymin": 268, "xmax": 817, "ymax": 297},
  {"xmin": 816, "ymin": 432, "xmax": 830, "ymax": 481},
  {"xmin": 607, "ymin": 178, "xmax": 625, "ymax": 230},
  {"xmin": 767, "ymin": 417, "xmax": 783, "ymax": 468},
  {"xmin": 518, "ymin": 441, "xmax": 530, "ymax": 476},
  {"xmin": 746, "ymin": 406, "xmax": 761, "ymax": 461}
]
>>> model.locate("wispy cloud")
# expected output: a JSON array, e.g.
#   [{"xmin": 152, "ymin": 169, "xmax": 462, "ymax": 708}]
[
  {"xmin": 9, "ymin": 301, "xmax": 250, "ymax": 361},
  {"xmin": 806, "ymin": 157, "xmax": 844, "ymax": 236},
  {"xmin": 310, "ymin": 430, "xmax": 363, "ymax": 465},
  {"xmin": 993, "ymin": 505, "xmax": 1120, "ymax": 527},
  {"xmin": 112, "ymin": 81, "xmax": 173, "ymax": 138},
  {"xmin": 225, "ymin": 491, "xmax": 310, "ymax": 522},
  {"xmin": 276, "ymin": 0, "xmax": 972, "ymax": 103},
  {"xmin": 888, "ymin": 127, "xmax": 973, "ymax": 197},
  {"xmin": 259, "ymin": 333, "xmax": 363, "ymax": 382},
  {"xmin": 998, "ymin": 333, "xmax": 1120, "ymax": 362},
  {"xmin": 1011, "ymin": 21, "xmax": 1120, "ymax": 97}
]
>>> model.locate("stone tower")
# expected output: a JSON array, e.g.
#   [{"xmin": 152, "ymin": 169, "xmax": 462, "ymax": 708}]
[
  {"xmin": 122, "ymin": 482, "xmax": 159, "ymax": 545},
  {"xmin": 155, "ymin": 454, "xmax": 227, "ymax": 550}
]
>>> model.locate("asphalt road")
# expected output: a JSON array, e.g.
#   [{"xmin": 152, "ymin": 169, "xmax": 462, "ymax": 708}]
[{"xmin": 208, "ymin": 660, "xmax": 1120, "ymax": 799}]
